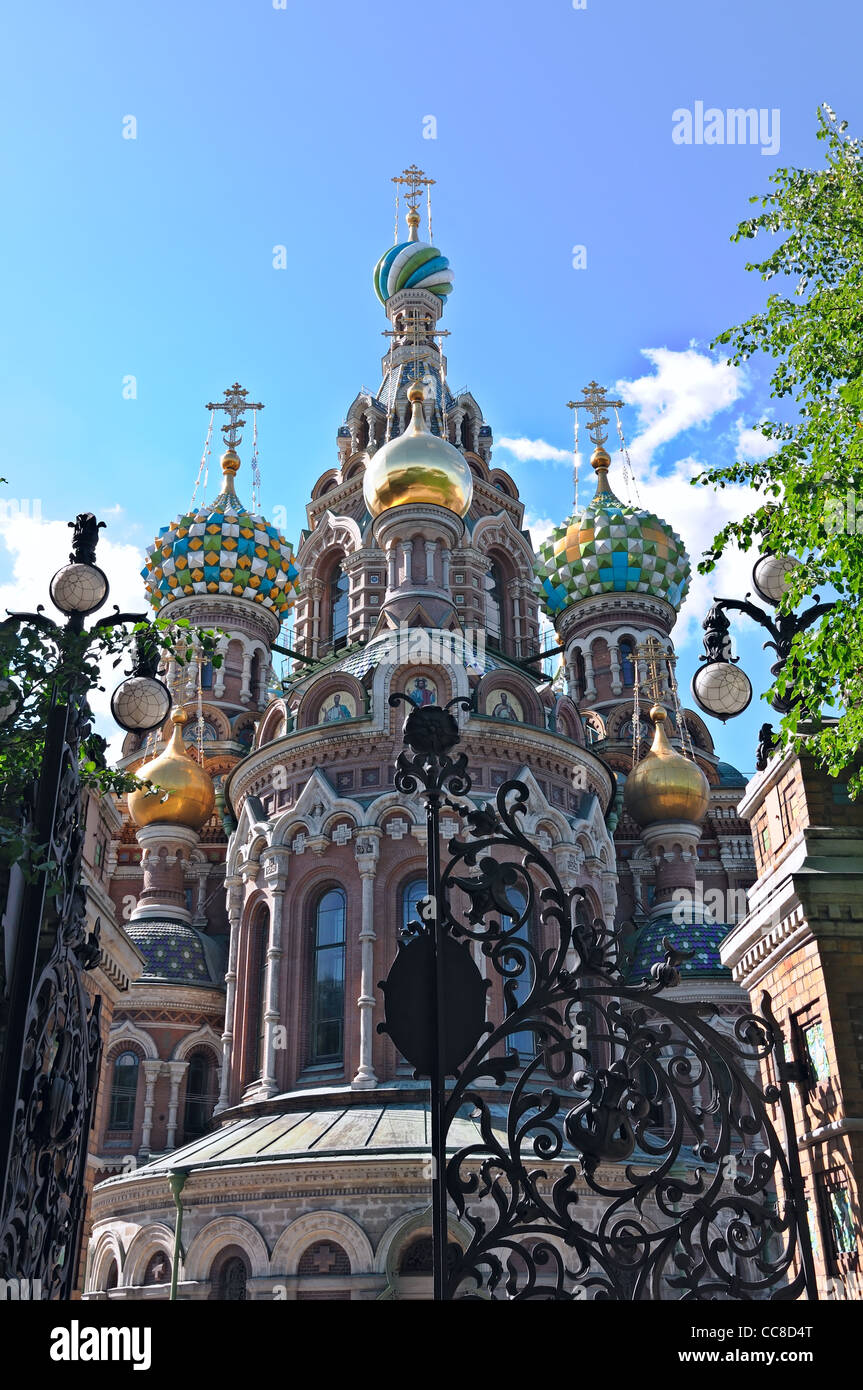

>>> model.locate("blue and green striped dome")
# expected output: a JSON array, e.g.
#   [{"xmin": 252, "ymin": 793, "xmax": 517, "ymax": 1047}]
[
  {"xmin": 534, "ymin": 471, "xmax": 690, "ymax": 618},
  {"xmin": 374, "ymin": 238, "xmax": 454, "ymax": 304}
]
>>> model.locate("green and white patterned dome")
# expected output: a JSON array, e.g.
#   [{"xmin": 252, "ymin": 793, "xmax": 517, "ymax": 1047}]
[{"xmin": 534, "ymin": 449, "xmax": 690, "ymax": 617}]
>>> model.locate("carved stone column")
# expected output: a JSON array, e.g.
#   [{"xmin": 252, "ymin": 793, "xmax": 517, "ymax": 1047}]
[
  {"xmin": 261, "ymin": 849, "xmax": 290, "ymax": 1095},
  {"xmin": 165, "ymin": 1060, "xmax": 188, "ymax": 1149},
  {"xmin": 424, "ymin": 539, "xmax": 437, "ymax": 583},
  {"xmin": 387, "ymin": 543, "xmax": 398, "ymax": 589},
  {"xmin": 400, "ymin": 539, "xmax": 413, "ymax": 585},
  {"xmin": 352, "ymin": 832, "xmax": 381, "ymax": 1089},
  {"xmin": 240, "ymin": 648, "xmax": 253, "ymax": 703},
  {"xmin": 609, "ymin": 644, "xmax": 623, "ymax": 696},
  {"xmin": 215, "ymin": 874, "xmax": 245, "ymax": 1114},
  {"xmin": 140, "ymin": 1060, "xmax": 162, "ymax": 1156}
]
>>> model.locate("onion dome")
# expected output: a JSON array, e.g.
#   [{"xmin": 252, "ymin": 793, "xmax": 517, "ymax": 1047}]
[
  {"xmin": 534, "ymin": 447, "xmax": 690, "ymax": 616},
  {"xmin": 123, "ymin": 920, "xmax": 226, "ymax": 987},
  {"xmin": 373, "ymin": 208, "xmax": 454, "ymax": 304},
  {"xmin": 128, "ymin": 707, "xmax": 216, "ymax": 831},
  {"xmin": 624, "ymin": 704, "xmax": 709, "ymax": 827},
  {"xmin": 363, "ymin": 382, "xmax": 473, "ymax": 518},
  {"xmin": 141, "ymin": 449, "xmax": 299, "ymax": 618},
  {"xmin": 627, "ymin": 917, "xmax": 731, "ymax": 982}
]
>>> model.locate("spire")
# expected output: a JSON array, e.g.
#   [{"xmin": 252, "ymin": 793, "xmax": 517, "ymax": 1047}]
[{"xmin": 567, "ymin": 381, "xmax": 625, "ymax": 502}]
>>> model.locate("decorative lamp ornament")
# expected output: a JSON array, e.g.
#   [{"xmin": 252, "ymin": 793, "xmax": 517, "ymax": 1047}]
[
  {"xmin": 691, "ymin": 660, "xmax": 753, "ymax": 722},
  {"xmin": 49, "ymin": 562, "xmax": 109, "ymax": 616},
  {"xmin": 362, "ymin": 381, "xmax": 473, "ymax": 518},
  {"xmin": 751, "ymin": 552, "xmax": 801, "ymax": 606},
  {"xmin": 623, "ymin": 703, "xmax": 710, "ymax": 826},
  {"xmin": 111, "ymin": 675, "xmax": 172, "ymax": 733}
]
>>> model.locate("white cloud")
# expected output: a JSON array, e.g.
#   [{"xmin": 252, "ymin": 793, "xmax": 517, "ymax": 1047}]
[
  {"xmin": 735, "ymin": 418, "xmax": 776, "ymax": 463},
  {"xmin": 616, "ymin": 347, "xmax": 744, "ymax": 469},
  {"xmin": 523, "ymin": 511, "xmax": 557, "ymax": 547},
  {"xmin": 0, "ymin": 510, "xmax": 147, "ymax": 749},
  {"xmin": 631, "ymin": 454, "xmax": 763, "ymax": 648},
  {"xmin": 496, "ymin": 436, "xmax": 572, "ymax": 465}
]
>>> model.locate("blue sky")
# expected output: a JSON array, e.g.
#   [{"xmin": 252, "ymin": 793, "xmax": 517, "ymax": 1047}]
[{"xmin": 1, "ymin": 0, "xmax": 860, "ymax": 771}]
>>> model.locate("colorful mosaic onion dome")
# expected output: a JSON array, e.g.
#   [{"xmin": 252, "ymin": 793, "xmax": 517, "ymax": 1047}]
[
  {"xmin": 141, "ymin": 449, "xmax": 299, "ymax": 618},
  {"xmin": 534, "ymin": 447, "xmax": 690, "ymax": 617},
  {"xmin": 373, "ymin": 208, "xmax": 454, "ymax": 304},
  {"xmin": 363, "ymin": 382, "xmax": 473, "ymax": 518},
  {"xmin": 626, "ymin": 914, "xmax": 731, "ymax": 981}
]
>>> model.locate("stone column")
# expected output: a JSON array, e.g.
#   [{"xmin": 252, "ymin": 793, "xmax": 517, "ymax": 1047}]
[
  {"xmin": 400, "ymin": 539, "xmax": 413, "ymax": 585},
  {"xmin": 165, "ymin": 1060, "xmax": 188, "ymax": 1149},
  {"xmin": 132, "ymin": 824, "xmax": 200, "ymax": 922},
  {"xmin": 352, "ymin": 833, "xmax": 381, "ymax": 1089},
  {"xmin": 215, "ymin": 875, "xmax": 245, "ymax": 1114},
  {"xmin": 240, "ymin": 648, "xmax": 253, "ymax": 702},
  {"xmin": 260, "ymin": 850, "xmax": 290, "ymax": 1095},
  {"xmin": 424, "ymin": 540, "xmax": 436, "ymax": 583},
  {"xmin": 213, "ymin": 638, "xmax": 228, "ymax": 697},
  {"xmin": 140, "ymin": 1060, "xmax": 162, "ymax": 1156},
  {"xmin": 387, "ymin": 543, "xmax": 398, "ymax": 589},
  {"xmin": 641, "ymin": 820, "xmax": 702, "ymax": 919},
  {"xmin": 609, "ymin": 644, "xmax": 623, "ymax": 695},
  {"xmin": 441, "ymin": 551, "xmax": 450, "ymax": 590}
]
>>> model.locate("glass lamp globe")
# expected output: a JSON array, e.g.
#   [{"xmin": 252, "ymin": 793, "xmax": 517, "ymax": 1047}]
[
  {"xmin": 691, "ymin": 661, "xmax": 752, "ymax": 722},
  {"xmin": 111, "ymin": 675, "xmax": 172, "ymax": 733},
  {"xmin": 49, "ymin": 562, "xmax": 109, "ymax": 616},
  {"xmin": 752, "ymin": 553, "xmax": 800, "ymax": 606}
]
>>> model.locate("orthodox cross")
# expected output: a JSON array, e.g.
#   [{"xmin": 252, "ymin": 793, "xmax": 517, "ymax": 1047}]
[
  {"xmin": 205, "ymin": 382, "xmax": 264, "ymax": 451},
  {"xmin": 566, "ymin": 380, "xmax": 624, "ymax": 448},
  {"xmin": 636, "ymin": 634, "xmax": 672, "ymax": 704},
  {"xmin": 392, "ymin": 163, "xmax": 435, "ymax": 213}
]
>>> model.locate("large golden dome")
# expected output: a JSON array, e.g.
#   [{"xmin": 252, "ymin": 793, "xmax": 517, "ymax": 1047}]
[
  {"xmin": 624, "ymin": 704, "xmax": 709, "ymax": 826},
  {"xmin": 128, "ymin": 708, "xmax": 216, "ymax": 831},
  {"xmin": 362, "ymin": 382, "xmax": 473, "ymax": 519}
]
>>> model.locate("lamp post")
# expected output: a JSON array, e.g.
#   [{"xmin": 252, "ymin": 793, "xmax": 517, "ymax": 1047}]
[
  {"xmin": 0, "ymin": 512, "xmax": 170, "ymax": 1298},
  {"xmin": 691, "ymin": 550, "xmax": 834, "ymax": 739}
]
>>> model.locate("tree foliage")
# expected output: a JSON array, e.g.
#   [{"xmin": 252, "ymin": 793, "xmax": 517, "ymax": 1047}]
[{"xmin": 697, "ymin": 106, "xmax": 863, "ymax": 791}]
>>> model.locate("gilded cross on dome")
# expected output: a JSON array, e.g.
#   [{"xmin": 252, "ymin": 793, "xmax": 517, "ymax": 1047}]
[
  {"xmin": 566, "ymin": 380, "xmax": 624, "ymax": 448},
  {"xmin": 636, "ymin": 634, "xmax": 673, "ymax": 703},
  {"xmin": 205, "ymin": 382, "xmax": 264, "ymax": 451},
  {"xmin": 391, "ymin": 163, "xmax": 435, "ymax": 212}
]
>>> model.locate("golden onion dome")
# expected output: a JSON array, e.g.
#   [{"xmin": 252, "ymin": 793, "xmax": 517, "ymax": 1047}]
[
  {"xmin": 128, "ymin": 707, "xmax": 216, "ymax": 831},
  {"xmin": 623, "ymin": 704, "xmax": 710, "ymax": 827},
  {"xmin": 362, "ymin": 382, "xmax": 473, "ymax": 519}
]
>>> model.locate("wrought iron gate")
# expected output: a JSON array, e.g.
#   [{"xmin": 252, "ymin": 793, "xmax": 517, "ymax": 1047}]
[
  {"xmin": 380, "ymin": 695, "xmax": 818, "ymax": 1301},
  {"xmin": 0, "ymin": 690, "xmax": 103, "ymax": 1299}
]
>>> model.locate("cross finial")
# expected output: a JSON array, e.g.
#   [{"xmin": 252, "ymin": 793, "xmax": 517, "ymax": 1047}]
[
  {"xmin": 566, "ymin": 380, "xmax": 625, "ymax": 448},
  {"xmin": 205, "ymin": 382, "xmax": 264, "ymax": 451},
  {"xmin": 637, "ymin": 634, "xmax": 672, "ymax": 704},
  {"xmin": 392, "ymin": 163, "xmax": 435, "ymax": 212}
]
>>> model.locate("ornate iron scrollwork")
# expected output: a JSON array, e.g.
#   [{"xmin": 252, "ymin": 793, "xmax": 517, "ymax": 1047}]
[
  {"xmin": 380, "ymin": 696, "xmax": 818, "ymax": 1301},
  {"xmin": 0, "ymin": 693, "xmax": 103, "ymax": 1299}
]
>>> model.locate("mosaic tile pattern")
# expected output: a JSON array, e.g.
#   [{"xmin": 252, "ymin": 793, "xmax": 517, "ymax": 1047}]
[
  {"xmin": 142, "ymin": 485, "xmax": 299, "ymax": 617},
  {"xmin": 626, "ymin": 914, "xmax": 731, "ymax": 981},
  {"xmin": 534, "ymin": 484, "xmax": 691, "ymax": 616}
]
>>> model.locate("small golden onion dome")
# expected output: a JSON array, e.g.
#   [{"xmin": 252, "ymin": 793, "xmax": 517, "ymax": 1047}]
[
  {"xmin": 623, "ymin": 704, "xmax": 710, "ymax": 827},
  {"xmin": 128, "ymin": 707, "xmax": 216, "ymax": 831},
  {"xmin": 362, "ymin": 383, "xmax": 474, "ymax": 519}
]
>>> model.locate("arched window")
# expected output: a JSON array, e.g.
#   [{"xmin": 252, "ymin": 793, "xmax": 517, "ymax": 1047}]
[
  {"xmin": 246, "ymin": 908, "xmax": 270, "ymax": 1085},
  {"xmin": 200, "ymin": 660, "xmax": 213, "ymax": 690},
  {"xmin": 619, "ymin": 639, "xmax": 636, "ymax": 687},
  {"xmin": 310, "ymin": 889, "xmax": 346, "ymax": 1064},
  {"xmin": 104, "ymin": 1260, "xmax": 118, "ymax": 1292},
  {"xmin": 184, "ymin": 1052, "xmax": 213, "ymax": 1139},
  {"xmin": 573, "ymin": 650, "xmax": 586, "ymax": 700},
  {"xmin": 486, "ymin": 562, "xmax": 504, "ymax": 647},
  {"xmin": 330, "ymin": 566, "xmax": 349, "ymax": 651},
  {"xmin": 298, "ymin": 1240, "xmax": 351, "ymax": 1277},
  {"xmin": 460, "ymin": 413, "xmax": 472, "ymax": 450},
  {"xmin": 108, "ymin": 1050, "xmax": 139, "ymax": 1130},
  {"xmin": 144, "ymin": 1252, "xmax": 171, "ymax": 1286},
  {"xmin": 217, "ymin": 1255, "xmax": 248, "ymax": 1301},
  {"xmin": 502, "ymin": 888, "xmax": 534, "ymax": 1059},
  {"xmin": 401, "ymin": 877, "xmax": 427, "ymax": 933}
]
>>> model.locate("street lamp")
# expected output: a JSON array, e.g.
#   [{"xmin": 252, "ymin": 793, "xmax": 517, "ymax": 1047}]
[
  {"xmin": 692, "ymin": 551, "xmax": 834, "ymax": 723},
  {"xmin": 111, "ymin": 631, "xmax": 172, "ymax": 734}
]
